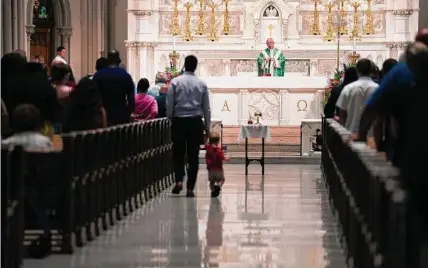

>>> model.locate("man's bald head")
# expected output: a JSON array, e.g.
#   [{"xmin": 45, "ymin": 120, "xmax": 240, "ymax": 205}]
[
  {"xmin": 266, "ymin": 38, "xmax": 274, "ymax": 49},
  {"xmin": 415, "ymin": 28, "xmax": 428, "ymax": 46}
]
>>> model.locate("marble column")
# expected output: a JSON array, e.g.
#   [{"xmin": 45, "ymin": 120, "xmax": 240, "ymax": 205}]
[
  {"xmin": 25, "ymin": 25, "xmax": 35, "ymax": 56},
  {"xmin": 3, "ymin": 0, "xmax": 13, "ymax": 53},
  {"xmin": 279, "ymin": 90, "xmax": 289, "ymax": 125},
  {"xmin": 238, "ymin": 90, "xmax": 249, "ymax": 125},
  {"xmin": 309, "ymin": 59, "xmax": 318, "ymax": 76},
  {"xmin": 17, "ymin": 0, "xmax": 25, "ymax": 49},
  {"xmin": 57, "ymin": 27, "xmax": 73, "ymax": 63},
  {"xmin": 125, "ymin": 41, "xmax": 135, "ymax": 79},
  {"xmin": 392, "ymin": 10, "xmax": 413, "ymax": 42},
  {"xmin": 223, "ymin": 59, "xmax": 231, "ymax": 76},
  {"xmin": 198, "ymin": 59, "xmax": 206, "ymax": 77},
  {"xmin": 12, "ymin": 0, "xmax": 18, "ymax": 49}
]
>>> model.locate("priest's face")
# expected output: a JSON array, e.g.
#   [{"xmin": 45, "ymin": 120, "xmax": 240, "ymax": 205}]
[{"xmin": 266, "ymin": 38, "xmax": 274, "ymax": 49}]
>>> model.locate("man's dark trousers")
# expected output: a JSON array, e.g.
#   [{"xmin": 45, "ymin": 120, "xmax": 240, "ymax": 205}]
[{"xmin": 172, "ymin": 117, "xmax": 204, "ymax": 191}]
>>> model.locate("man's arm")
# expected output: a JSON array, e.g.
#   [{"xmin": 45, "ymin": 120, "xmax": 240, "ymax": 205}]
[
  {"xmin": 335, "ymin": 87, "xmax": 348, "ymax": 127},
  {"xmin": 166, "ymin": 82, "xmax": 175, "ymax": 118},
  {"xmin": 338, "ymin": 109, "xmax": 347, "ymax": 126},
  {"xmin": 124, "ymin": 73, "xmax": 135, "ymax": 114},
  {"xmin": 201, "ymin": 84, "xmax": 211, "ymax": 133}
]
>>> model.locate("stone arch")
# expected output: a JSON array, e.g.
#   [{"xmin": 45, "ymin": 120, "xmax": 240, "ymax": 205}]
[
  {"xmin": 26, "ymin": 0, "xmax": 72, "ymax": 62},
  {"xmin": 250, "ymin": 0, "xmax": 292, "ymax": 21},
  {"xmin": 249, "ymin": 0, "xmax": 293, "ymax": 44},
  {"xmin": 27, "ymin": 0, "xmax": 71, "ymax": 28}
]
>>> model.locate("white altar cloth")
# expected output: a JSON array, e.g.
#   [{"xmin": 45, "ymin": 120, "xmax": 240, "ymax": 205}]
[
  {"xmin": 238, "ymin": 125, "xmax": 271, "ymax": 140},
  {"xmin": 201, "ymin": 76, "xmax": 328, "ymax": 89}
]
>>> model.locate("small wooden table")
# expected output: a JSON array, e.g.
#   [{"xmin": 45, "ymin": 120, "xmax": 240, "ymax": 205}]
[{"xmin": 238, "ymin": 125, "xmax": 271, "ymax": 175}]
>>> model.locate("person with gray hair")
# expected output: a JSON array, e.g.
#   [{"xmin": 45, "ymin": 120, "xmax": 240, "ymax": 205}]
[{"xmin": 148, "ymin": 72, "xmax": 168, "ymax": 97}]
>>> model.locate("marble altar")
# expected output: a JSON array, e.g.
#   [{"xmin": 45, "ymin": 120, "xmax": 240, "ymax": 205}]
[
  {"xmin": 125, "ymin": 0, "xmax": 420, "ymax": 126},
  {"xmin": 203, "ymin": 76, "xmax": 327, "ymax": 126},
  {"xmin": 126, "ymin": 0, "xmax": 420, "ymax": 81}
]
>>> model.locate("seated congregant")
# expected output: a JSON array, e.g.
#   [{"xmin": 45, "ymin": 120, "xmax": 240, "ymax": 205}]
[
  {"xmin": 2, "ymin": 104, "xmax": 52, "ymax": 150},
  {"xmin": 148, "ymin": 72, "xmax": 168, "ymax": 97},
  {"xmin": 132, "ymin": 78, "xmax": 158, "ymax": 121}
]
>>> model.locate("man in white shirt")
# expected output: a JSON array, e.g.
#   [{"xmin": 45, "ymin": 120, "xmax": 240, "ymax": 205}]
[
  {"xmin": 336, "ymin": 58, "xmax": 378, "ymax": 134},
  {"xmin": 52, "ymin": 46, "xmax": 67, "ymax": 65}
]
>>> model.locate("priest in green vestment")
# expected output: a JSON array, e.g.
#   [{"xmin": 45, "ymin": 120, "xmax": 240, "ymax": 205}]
[{"xmin": 257, "ymin": 38, "xmax": 286, "ymax": 76}]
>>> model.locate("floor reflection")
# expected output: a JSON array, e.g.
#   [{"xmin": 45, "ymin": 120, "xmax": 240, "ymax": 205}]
[{"xmin": 23, "ymin": 164, "xmax": 346, "ymax": 268}]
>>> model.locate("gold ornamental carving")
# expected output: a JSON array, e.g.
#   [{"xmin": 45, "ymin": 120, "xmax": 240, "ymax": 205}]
[
  {"xmin": 363, "ymin": 0, "xmax": 374, "ymax": 35},
  {"xmin": 183, "ymin": 2, "xmax": 193, "ymax": 41},
  {"xmin": 221, "ymin": 100, "xmax": 231, "ymax": 112},
  {"xmin": 171, "ymin": 0, "xmax": 181, "ymax": 36},
  {"xmin": 310, "ymin": 0, "xmax": 321, "ymax": 35},
  {"xmin": 196, "ymin": 0, "xmax": 206, "ymax": 35},
  {"xmin": 223, "ymin": 0, "xmax": 231, "ymax": 35},
  {"xmin": 208, "ymin": 2, "xmax": 218, "ymax": 42},
  {"xmin": 323, "ymin": 1, "xmax": 335, "ymax": 42},
  {"xmin": 297, "ymin": 100, "xmax": 308, "ymax": 112},
  {"xmin": 131, "ymin": 10, "xmax": 153, "ymax": 16}
]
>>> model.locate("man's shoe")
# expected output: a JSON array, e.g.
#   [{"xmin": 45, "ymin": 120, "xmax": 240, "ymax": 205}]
[
  {"xmin": 171, "ymin": 184, "xmax": 182, "ymax": 194},
  {"xmin": 186, "ymin": 191, "xmax": 195, "ymax": 198}
]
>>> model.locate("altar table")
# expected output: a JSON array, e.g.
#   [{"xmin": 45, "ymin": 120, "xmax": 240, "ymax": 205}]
[{"xmin": 201, "ymin": 76, "xmax": 328, "ymax": 126}]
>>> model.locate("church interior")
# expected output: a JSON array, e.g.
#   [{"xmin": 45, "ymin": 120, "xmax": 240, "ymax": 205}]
[{"xmin": 2, "ymin": 0, "xmax": 428, "ymax": 267}]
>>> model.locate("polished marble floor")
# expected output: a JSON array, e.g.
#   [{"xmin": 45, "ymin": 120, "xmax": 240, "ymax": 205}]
[{"xmin": 23, "ymin": 164, "xmax": 346, "ymax": 268}]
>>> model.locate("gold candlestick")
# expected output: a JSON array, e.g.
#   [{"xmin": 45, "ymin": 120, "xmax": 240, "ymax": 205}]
[
  {"xmin": 196, "ymin": 0, "xmax": 205, "ymax": 35},
  {"xmin": 363, "ymin": 0, "xmax": 374, "ymax": 35},
  {"xmin": 338, "ymin": 0, "xmax": 348, "ymax": 35},
  {"xmin": 311, "ymin": 0, "xmax": 321, "ymax": 35},
  {"xmin": 183, "ymin": 2, "xmax": 193, "ymax": 41},
  {"xmin": 223, "ymin": 0, "xmax": 230, "ymax": 35},
  {"xmin": 208, "ymin": 2, "xmax": 218, "ymax": 41},
  {"xmin": 169, "ymin": 50, "xmax": 180, "ymax": 69},
  {"xmin": 350, "ymin": 2, "xmax": 361, "ymax": 41},
  {"xmin": 171, "ymin": 0, "xmax": 181, "ymax": 36},
  {"xmin": 323, "ymin": 2, "xmax": 335, "ymax": 42}
]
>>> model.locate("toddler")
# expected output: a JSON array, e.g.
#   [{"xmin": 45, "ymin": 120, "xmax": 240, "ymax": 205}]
[{"xmin": 205, "ymin": 132, "xmax": 228, "ymax": 197}]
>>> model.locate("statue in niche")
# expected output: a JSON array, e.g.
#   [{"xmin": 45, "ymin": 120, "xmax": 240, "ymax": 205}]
[{"xmin": 263, "ymin": 5, "xmax": 279, "ymax": 18}]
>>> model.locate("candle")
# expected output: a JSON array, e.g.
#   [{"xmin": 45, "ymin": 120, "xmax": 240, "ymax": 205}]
[
  {"xmin": 353, "ymin": 36, "xmax": 356, "ymax": 52},
  {"xmin": 173, "ymin": 35, "xmax": 176, "ymax": 51}
]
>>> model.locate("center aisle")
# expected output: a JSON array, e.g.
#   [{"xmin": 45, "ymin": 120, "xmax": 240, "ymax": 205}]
[{"xmin": 24, "ymin": 164, "xmax": 346, "ymax": 268}]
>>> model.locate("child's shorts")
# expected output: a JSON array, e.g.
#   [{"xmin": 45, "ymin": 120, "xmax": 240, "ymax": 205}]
[{"xmin": 208, "ymin": 170, "xmax": 225, "ymax": 183}]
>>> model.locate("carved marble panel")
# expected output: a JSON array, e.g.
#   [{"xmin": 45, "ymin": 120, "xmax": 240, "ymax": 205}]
[
  {"xmin": 159, "ymin": 11, "xmax": 242, "ymax": 35},
  {"xmin": 231, "ymin": 60, "xmax": 258, "ymax": 75},
  {"xmin": 372, "ymin": 12, "xmax": 386, "ymax": 35},
  {"xmin": 205, "ymin": 60, "xmax": 224, "ymax": 76},
  {"xmin": 285, "ymin": 60, "xmax": 310, "ymax": 75},
  {"xmin": 230, "ymin": 59, "xmax": 310, "ymax": 76},
  {"xmin": 247, "ymin": 89, "xmax": 280, "ymax": 120},
  {"xmin": 317, "ymin": 60, "xmax": 336, "ymax": 77}
]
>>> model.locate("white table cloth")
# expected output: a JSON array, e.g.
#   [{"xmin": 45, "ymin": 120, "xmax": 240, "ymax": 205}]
[{"xmin": 238, "ymin": 125, "xmax": 271, "ymax": 140}]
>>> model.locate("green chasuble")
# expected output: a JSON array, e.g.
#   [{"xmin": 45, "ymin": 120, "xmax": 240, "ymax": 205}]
[{"xmin": 257, "ymin": 48, "xmax": 286, "ymax": 76}]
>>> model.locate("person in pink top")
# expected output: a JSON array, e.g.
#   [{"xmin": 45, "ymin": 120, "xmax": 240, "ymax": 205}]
[{"xmin": 132, "ymin": 78, "xmax": 158, "ymax": 121}]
